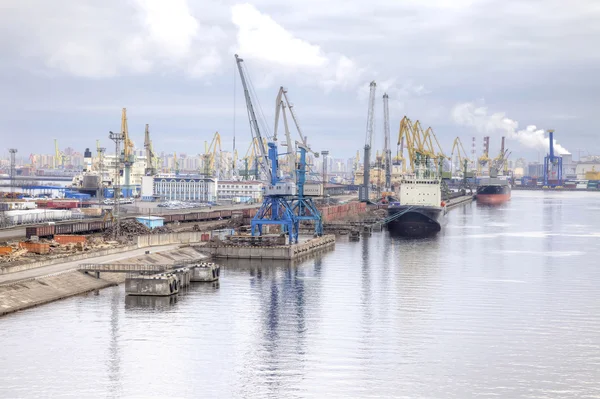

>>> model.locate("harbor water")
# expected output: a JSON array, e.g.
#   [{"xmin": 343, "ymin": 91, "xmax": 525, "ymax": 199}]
[{"xmin": 1, "ymin": 191, "xmax": 600, "ymax": 398}]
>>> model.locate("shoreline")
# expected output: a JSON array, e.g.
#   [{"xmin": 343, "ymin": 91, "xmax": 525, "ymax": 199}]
[{"xmin": 0, "ymin": 245, "xmax": 207, "ymax": 317}]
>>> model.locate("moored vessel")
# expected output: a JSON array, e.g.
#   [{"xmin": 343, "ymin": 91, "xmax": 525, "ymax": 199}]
[
  {"xmin": 476, "ymin": 177, "xmax": 511, "ymax": 205},
  {"xmin": 387, "ymin": 161, "xmax": 446, "ymax": 237}
]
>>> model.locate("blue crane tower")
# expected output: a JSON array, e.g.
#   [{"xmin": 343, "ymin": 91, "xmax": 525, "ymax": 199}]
[
  {"xmin": 543, "ymin": 129, "xmax": 563, "ymax": 187},
  {"xmin": 235, "ymin": 54, "xmax": 323, "ymax": 244}
]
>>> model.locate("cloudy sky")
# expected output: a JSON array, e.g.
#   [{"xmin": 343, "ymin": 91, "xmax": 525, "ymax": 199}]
[{"xmin": 1, "ymin": 0, "xmax": 598, "ymax": 161}]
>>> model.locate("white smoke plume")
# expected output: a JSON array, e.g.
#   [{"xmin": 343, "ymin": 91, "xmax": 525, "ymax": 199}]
[{"xmin": 452, "ymin": 102, "xmax": 570, "ymax": 155}]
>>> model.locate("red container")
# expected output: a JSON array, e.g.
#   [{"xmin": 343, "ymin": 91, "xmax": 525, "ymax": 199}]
[
  {"xmin": 19, "ymin": 242, "xmax": 50, "ymax": 254},
  {"xmin": 55, "ymin": 235, "xmax": 86, "ymax": 245}
]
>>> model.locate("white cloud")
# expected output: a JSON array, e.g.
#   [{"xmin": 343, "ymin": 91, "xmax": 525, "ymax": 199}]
[
  {"xmin": 452, "ymin": 101, "xmax": 570, "ymax": 155},
  {"xmin": 231, "ymin": 3, "xmax": 327, "ymax": 68},
  {"xmin": 231, "ymin": 3, "xmax": 365, "ymax": 91},
  {"xmin": 16, "ymin": 0, "xmax": 224, "ymax": 78}
]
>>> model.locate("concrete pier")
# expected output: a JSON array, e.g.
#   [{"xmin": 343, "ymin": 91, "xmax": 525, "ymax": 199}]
[
  {"xmin": 190, "ymin": 263, "xmax": 220, "ymax": 282},
  {"xmin": 202, "ymin": 234, "xmax": 336, "ymax": 260},
  {"xmin": 446, "ymin": 195, "xmax": 475, "ymax": 210},
  {"xmin": 171, "ymin": 268, "xmax": 191, "ymax": 289},
  {"xmin": 125, "ymin": 273, "xmax": 179, "ymax": 296}
]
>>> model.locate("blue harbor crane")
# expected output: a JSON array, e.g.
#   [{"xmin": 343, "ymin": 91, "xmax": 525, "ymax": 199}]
[
  {"xmin": 235, "ymin": 54, "xmax": 323, "ymax": 244},
  {"xmin": 543, "ymin": 129, "xmax": 563, "ymax": 187},
  {"xmin": 291, "ymin": 142, "xmax": 323, "ymax": 237}
]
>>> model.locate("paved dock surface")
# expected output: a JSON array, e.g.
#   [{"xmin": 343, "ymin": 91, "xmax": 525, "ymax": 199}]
[{"xmin": 0, "ymin": 244, "xmax": 180, "ymax": 285}]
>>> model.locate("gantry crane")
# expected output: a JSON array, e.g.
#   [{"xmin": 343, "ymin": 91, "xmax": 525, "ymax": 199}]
[
  {"xmin": 274, "ymin": 87, "xmax": 296, "ymax": 178},
  {"xmin": 450, "ymin": 137, "xmax": 474, "ymax": 177},
  {"xmin": 397, "ymin": 116, "xmax": 445, "ymax": 177},
  {"xmin": 202, "ymin": 132, "xmax": 222, "ymax": 177},
  {"xmin": 413, "ymin": 121, "xmax": 448, "ymax": 175},
  {"xmin": 242, "ymin": 137, "xmax": 263, "ymax": 180},
  {"xmin": 120, "ymin": 108, "xmax": 135, "ymax": 197},
  {"xmin": 543, "ymin": 129, "xmax": 563, "ymax": 187},
  {"xmin": 236, "ymin": 54, "xmax": 296, "ymax": 242},
  {"xmin": 489, "ymin": 136, "xmax": 510, "ymax": 176},
  {"xmin": 382, "ymin": 93, "xmax": 392, "ymax": 191},
  {"xmin": 144, "ymin": 124, "xmax": 156, "ymax": 176},
  {"xmin": 53, "ymin": 139, "xmax": 68, "ymax": 169},
  {"xmin": 235, "ymin": 54, "xmax": 270, "ymax": 181},
  {"xmin": 236, "ymin": 54, "xmax": 322, "ymax": 243},
  {"xmin": 360, "ymin": 81, "xmax": 377, "ymax": 202}
]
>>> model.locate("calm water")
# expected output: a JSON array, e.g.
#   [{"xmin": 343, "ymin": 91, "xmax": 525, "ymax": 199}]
[{"xmin": 2, "ymin": 191, "xmax": 600, "ymax": 398}]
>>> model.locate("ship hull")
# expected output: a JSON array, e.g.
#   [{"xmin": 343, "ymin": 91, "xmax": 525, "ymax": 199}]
[
  {"xmin": 476, "ymin": 184, "xmax": 511, "ymax": 205},
  {"xmin": 387, "ymin": 206, "xmax": 444, "ymax": 237}
]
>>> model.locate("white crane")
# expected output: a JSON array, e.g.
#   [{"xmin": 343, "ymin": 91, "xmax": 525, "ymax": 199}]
[
  {"xmin": 383, "ymin": 93, "xmax": 392, "ymax": 190},
  {"xmin": 274, "ymin": 87, "xmax": 296, "ymax": 180},
  {"xmin": 274, "ymin": 86, "xmax": 319, "ymax": 182},
  {"xmin": 361, "ymin": 81, "xmax": 377, "ymax": 201},
  {"xmin": 235, "ymin": 54, "xmax": 271, "ymax": 181}
]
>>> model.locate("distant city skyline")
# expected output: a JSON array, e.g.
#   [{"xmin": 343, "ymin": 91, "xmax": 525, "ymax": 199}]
[{"xmin": 1, "ymin": 1, "xmax": 598, "ymax": 161}]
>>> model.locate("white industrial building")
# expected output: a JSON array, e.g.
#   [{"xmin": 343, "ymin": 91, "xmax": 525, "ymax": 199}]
[
  {"xmin": 217, "ymin": 180, "xmax": 263, "ymax": 203},
  {"xmin": 141, "ymin": 176, "xmax": 217, "ymax": 202}
]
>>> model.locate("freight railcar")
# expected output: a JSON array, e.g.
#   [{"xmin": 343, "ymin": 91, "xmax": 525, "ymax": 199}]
[{"xmin": 24, "ymin": 208, "xmax": 243, "ymax": 239}]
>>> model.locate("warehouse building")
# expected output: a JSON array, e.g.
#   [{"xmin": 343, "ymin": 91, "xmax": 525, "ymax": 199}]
[{"xmin": 141, "ymin": 176, "xmax": 217, "ymax": 202}]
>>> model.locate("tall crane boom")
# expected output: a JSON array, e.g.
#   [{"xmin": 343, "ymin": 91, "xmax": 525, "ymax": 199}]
[
  {"xmin": 235, "ymin": 54, "xmax": 271, "ymax": 181},
  {"xmin": 360, "ymin": 81, "xmax": 376, "ymax": 201},
  {"xmin": 383, "ymin": 93, "xmax": 391, "ymax": 189},
  {"xmin": 274, "ymin": 87, "xmax": 296, "ymax": 180},
  {"xmin": 144, "ymin": 124, "xmax": 156, "ymax": 175},
  {"xmin": 120, "ymin": 108, "xmax": 135, "ymax": 197}
]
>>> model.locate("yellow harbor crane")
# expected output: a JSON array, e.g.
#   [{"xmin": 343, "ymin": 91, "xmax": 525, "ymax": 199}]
[
  {"xmin": 242, "ymin": 137, "xmax": 266, "ymax": 179},
  {"xmin": 450, "ymin": 137, "xmax": 473, "ymax": 177},
  {"xmin": 202, "ymin": 132, "xmax": 222, "ymax": 176},
  {"xmin": 397, "ymin": 116, "xmax": 448, "ymax": 175},
  {"xmin": 120, "ymin": 108, "xmax": 135, "ymax": 196},
  {"xmin": 53, "ymin": 139, "xmax": 69, "ymax": 169},
  {"xmin": 491, "ymin": 136, "xmax": 509, "ymax": 175}
]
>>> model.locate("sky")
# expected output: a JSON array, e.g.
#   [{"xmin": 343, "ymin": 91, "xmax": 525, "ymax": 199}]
[{"xmin": 1, "ymin": 0, "xmax": 599, "ymax": 162}]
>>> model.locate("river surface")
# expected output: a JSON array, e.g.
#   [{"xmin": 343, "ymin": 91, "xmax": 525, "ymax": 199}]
[{"xmin": 1, "ymin": 191, "xmax": 600, "ymax": 398}]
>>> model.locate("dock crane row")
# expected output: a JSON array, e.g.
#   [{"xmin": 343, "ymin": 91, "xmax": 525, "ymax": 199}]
[
  {"xmin": 397, "ymin": 116, "xmax": 447, "ymax": 175},
  {"xmin": 235, "ymin": 54, "xmax": 322, "ymax": 244}
]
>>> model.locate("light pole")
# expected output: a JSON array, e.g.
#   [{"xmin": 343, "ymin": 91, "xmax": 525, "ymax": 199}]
[{"xmin": 9, "ymin": 149, "xmax": 17, "ymax": 196}]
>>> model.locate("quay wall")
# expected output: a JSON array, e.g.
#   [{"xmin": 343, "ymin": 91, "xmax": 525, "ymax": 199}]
[{"xmin": 0, "ymin": 270, "xmax": 124, "ymax": 317}]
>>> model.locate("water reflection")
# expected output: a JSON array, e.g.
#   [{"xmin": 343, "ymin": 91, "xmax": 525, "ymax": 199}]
[
  {"xmin": 2, "ymin": 192, "xmax": 600, "ymax": 398},
  {"xmin": 124, "ymin": 294, "xmax": 179, "ymax": 309}
]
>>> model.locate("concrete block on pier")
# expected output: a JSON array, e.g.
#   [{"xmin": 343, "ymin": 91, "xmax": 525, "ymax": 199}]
[
  {"xmin": 171, "ymin": 267, "xmax": 191, "ymax": 288},
  {"xmin": 125, "ymin": 273, "xmax": 179, "ymax": 296},
  {"xmin": 190, "ymin": 262, "xmax": 220, "ymax": 282}
]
